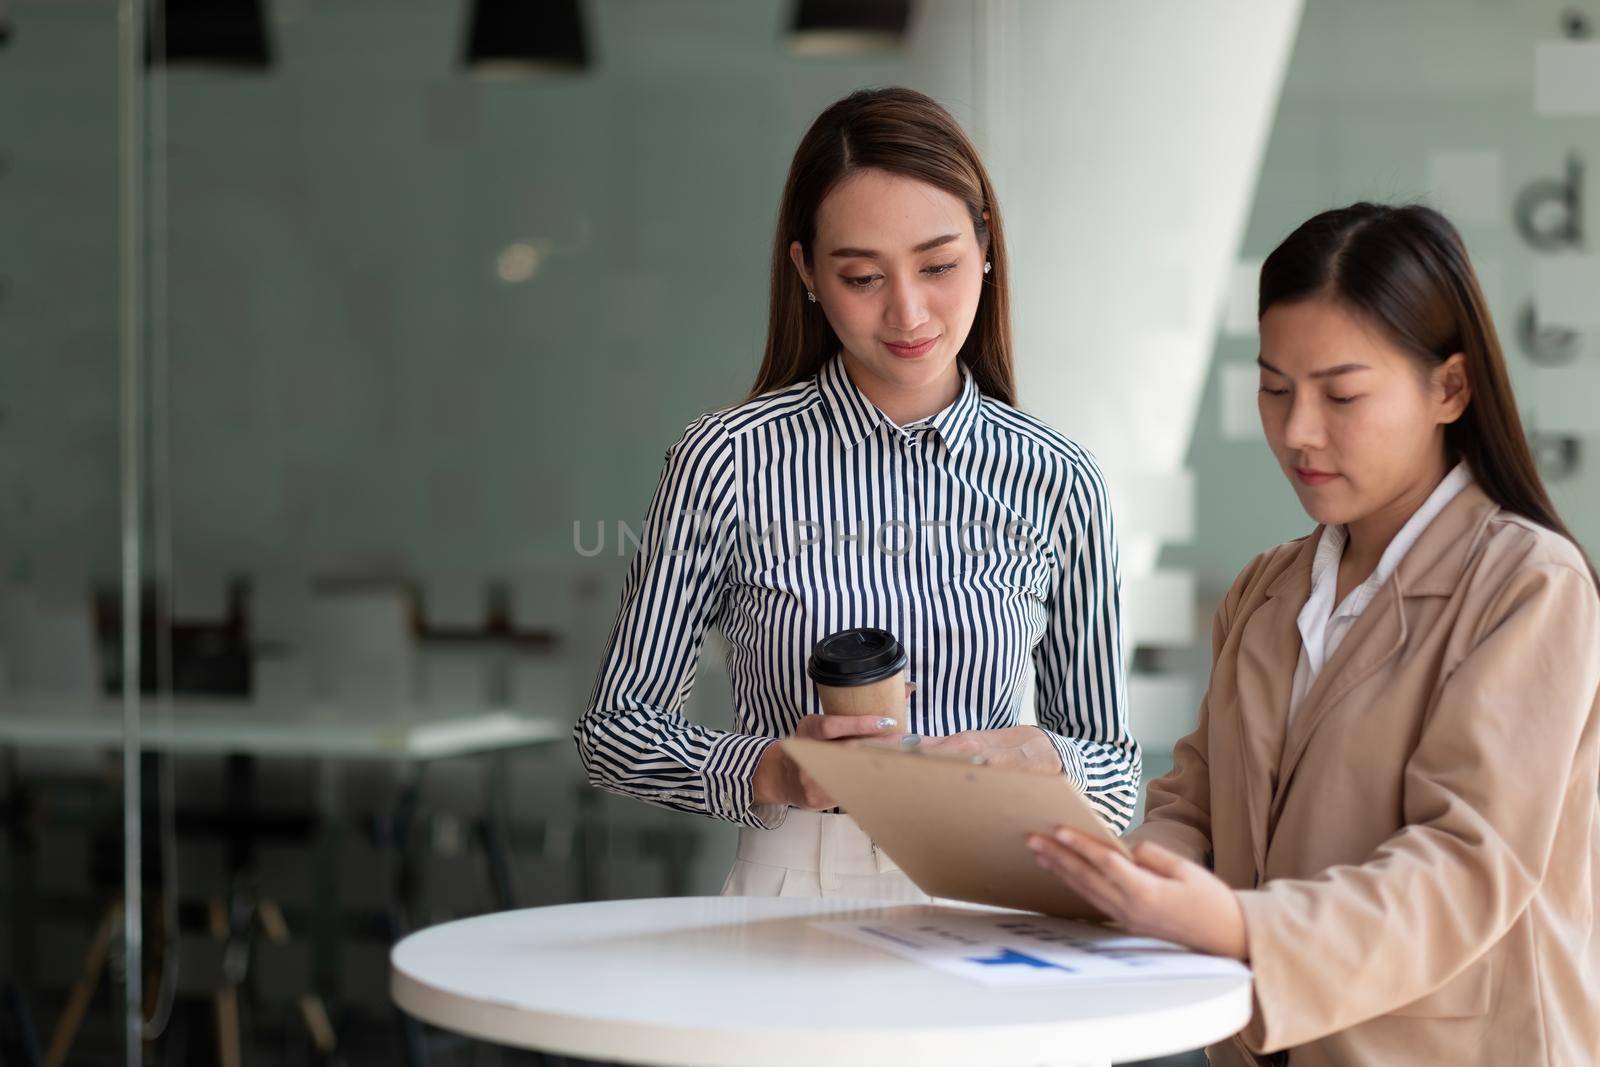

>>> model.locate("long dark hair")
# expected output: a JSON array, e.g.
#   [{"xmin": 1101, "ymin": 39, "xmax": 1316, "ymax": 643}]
[
  {"xmin": 1259, "ymin": 202, "xmax": 1597, "ymax": 586},
  {"xmin": 748, "ymin": 86, "xmax": 1014, "ymax": 403}
]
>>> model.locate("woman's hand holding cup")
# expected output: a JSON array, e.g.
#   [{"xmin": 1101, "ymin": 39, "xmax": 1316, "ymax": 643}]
[
  {"xmin": 752, "ymin": 710, "xmax": 904, "ymax": 810},
  {"xmin": 753, "ymin": 628, "xmax": 914, "ymax": 811}
]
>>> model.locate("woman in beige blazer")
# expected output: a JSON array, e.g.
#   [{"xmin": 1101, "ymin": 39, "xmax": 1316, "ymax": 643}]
[{"xmin": 1028, "ymin": 203, "xmax": 1600, "ymax": 1066}]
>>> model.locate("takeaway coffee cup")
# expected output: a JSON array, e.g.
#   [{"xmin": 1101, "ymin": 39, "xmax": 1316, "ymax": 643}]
[{"xmin": 806, "ymin": 627, "xmax": 909, "ymax": 720}]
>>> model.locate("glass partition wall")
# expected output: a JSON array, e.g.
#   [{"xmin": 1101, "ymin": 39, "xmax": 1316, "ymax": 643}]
[
  {"xmin": 145, "ymin": 4, "xmax": 959, "ymax": 1063},
  {"xmin": 6, "ymin": 2, "xmax": 984, "ymax": 1063},
  {"xmin": 1, "ymin": 1, "xmax": 147, "ymax": 1064}
]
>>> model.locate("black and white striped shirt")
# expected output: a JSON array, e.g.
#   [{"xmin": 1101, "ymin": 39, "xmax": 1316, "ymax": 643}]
[{"xmin": 576, "ymin": 354, "xmax": 1140, "ymax": 831}]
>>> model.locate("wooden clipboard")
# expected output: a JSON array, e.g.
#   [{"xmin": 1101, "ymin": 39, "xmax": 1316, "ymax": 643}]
[{"xmin": 781, "ymin": 737, "xmax": 1129, "ymax": 918}]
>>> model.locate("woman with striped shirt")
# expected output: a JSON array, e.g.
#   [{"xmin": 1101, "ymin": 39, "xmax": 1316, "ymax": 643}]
[{"xmin": 575, "ymin": 87, "xmax": 1140, "ymax": 900}]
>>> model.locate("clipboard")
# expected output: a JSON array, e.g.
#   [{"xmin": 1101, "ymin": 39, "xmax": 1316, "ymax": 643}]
[{"xmin": 781, "ymin": 737, "xmax": 1129, "ymax": 919}]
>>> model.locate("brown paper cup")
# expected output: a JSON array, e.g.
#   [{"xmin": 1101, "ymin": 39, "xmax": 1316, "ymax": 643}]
[{"xmin": 815, "ymin": 669, "xmax": 907, "ymax": 719}]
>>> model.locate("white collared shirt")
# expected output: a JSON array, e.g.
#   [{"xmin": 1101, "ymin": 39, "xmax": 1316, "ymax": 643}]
[{"xmin": 1289, "ymin": 462, "xmax": 1474, "ymax": 723}]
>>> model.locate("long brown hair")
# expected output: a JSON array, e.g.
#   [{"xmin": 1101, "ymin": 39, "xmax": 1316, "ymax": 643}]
[
  {"xmin": 1260, "ymin": 202, "xmax": 1597, "ymax": 586},
  {"xmin": 748, "ymin": 87, "xmax": 1014, "ymax": 403}
]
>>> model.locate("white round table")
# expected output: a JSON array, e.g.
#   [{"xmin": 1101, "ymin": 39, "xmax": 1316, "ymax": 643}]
[{"xmin": 391, "ymin": 897, "xmax": 1252, "ymax": 1067}]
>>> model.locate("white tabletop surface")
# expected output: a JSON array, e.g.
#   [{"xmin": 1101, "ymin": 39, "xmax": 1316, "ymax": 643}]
[
  {"xmin": 0, "ymin": 696, "xmax": 564, "ymax": 759},
  {"xmin": 390, "ymin": 897, "xmax": 1253, "ymax": 1067}
]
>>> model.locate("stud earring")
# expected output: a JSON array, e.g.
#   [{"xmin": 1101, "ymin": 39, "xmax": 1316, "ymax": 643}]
[
  {"xmin": 807, "ymin": 290, "xmax": 817, "ymax": 302},
  {"xmin": 983, "ymin": 261, "xmax": 992, "ymax": 274}
]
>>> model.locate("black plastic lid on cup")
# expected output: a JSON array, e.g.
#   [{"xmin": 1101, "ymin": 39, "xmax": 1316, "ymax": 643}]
[{"xmin": 806, "ymin": 627, "xmax": 908, "ymax": 687}]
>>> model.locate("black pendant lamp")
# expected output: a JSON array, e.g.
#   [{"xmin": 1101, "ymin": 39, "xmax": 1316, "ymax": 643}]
[
  {"xmin": 464, "ymin": 0, "xmax": 590, "ymax": 78},
  {"xmin": 147, "ymin": 0, "xmax": 273, "ymax": 70},
  {"xmin": 788, "ymin": 0, "xmax": 912, "ymax": 57}
]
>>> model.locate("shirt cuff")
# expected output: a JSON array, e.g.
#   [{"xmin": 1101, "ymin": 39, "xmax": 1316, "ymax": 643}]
[
  {"xmin": 1037, "ymin": 728, "xmax": 1089, "ymax": 791},
  {"xmin": 703, "ymin": 733, "xmax": 788, "ymax": 829}
]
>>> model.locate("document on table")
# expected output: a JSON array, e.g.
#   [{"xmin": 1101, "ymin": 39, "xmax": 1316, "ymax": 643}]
[{"xmin": 813, "ymin": 913, "xmax": 1250, "ymax": 987}]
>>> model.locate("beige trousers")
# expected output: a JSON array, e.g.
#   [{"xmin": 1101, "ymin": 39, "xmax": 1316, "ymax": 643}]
[{"xmin": 719, "ymin": 809, "xmax": 933, "ymax": 901}]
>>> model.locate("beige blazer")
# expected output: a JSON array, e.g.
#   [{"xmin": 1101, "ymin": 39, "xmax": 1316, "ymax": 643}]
[{"xmin": 1132, "ymin": 484, "xmax": 1600, "ymax": 1066}]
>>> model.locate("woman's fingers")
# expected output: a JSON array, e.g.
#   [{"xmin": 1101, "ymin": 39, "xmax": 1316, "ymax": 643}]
[
  {"xmin": 1046, "ymin": 830, "xmax": 1150, "ymax": 908},
  {"xmin": 1031, "ymin": 834, "xmax": 1114, "ymax": 893},
  {"xmin": 1053, "ymin": 829, "xmax": 1143, "ymax": 882},
  {"xmin": 795, "ymin": 713, "xmax": 901, "ymax": 741},
  {"xmin": 1029, "ymin": 831, "xmax": 1222, "ymax": 943},
  {"xmin": 916, "ymin": 731, "xmax": 976, "ymax": 753},
  {"xmin": 1056, "ymin": 831, "xmax": 1187, "ymax": 897},
  {"xmin": 1029, "ymin": 835, "xmax": 1126, "ymax": 919},
  {"xmin": 1130, "ymin": 840, "xmax": 1191, "ymax": 879}
]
